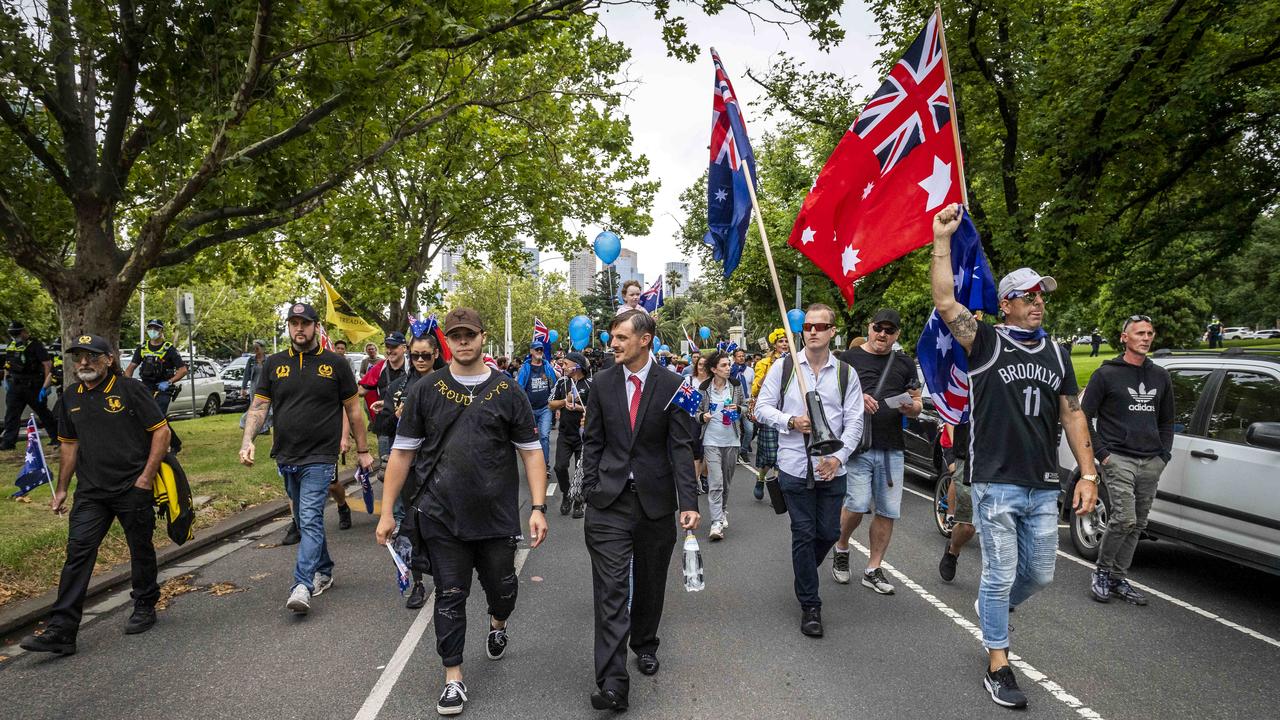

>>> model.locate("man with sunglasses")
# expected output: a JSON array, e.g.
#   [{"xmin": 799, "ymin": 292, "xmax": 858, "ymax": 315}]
[
  {"xmin": 1081, "ymin": 315, "xmax": 1173, "ymax": 605},
  {"xmin": 932, "ymin": 204, "xmax": 1098, "ymax": 709},
  {"xmin": 834, "ymin": 308, "xmax": 922, "ymax": 593},
  {"xmin": 20, "ymin": 334, "xmax": 170, "ymax": 655}
]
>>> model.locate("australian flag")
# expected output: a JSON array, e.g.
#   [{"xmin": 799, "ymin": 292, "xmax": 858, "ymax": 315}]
[
  {"xmin": 13, "ymin": 416, "xmax": 52, "ymax": 497},
  {"xmin": 917, "ymin": 208, "xmax": 998, "ymax": 425},
  {"xmin": 703, "ymin": 49, "xmax": 757, "ymax": 278},
  {"xmin": 639, "ymin": 275, "xmax": 665, "ymax": 313},
  {"xmin": 668, "ymin": 377, "xmax": 704, "ymax": 418},
  {"xmin": 408, "ymin": 313, "xmax": 451, "ymax": 363}
]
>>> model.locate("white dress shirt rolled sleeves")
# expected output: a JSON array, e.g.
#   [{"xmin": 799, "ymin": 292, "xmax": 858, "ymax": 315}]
[{"xmin": 753, "ymin": 350, "xmax": 864, "ymax": 479}]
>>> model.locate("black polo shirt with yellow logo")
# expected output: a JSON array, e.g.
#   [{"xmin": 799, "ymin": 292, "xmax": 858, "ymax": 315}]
[
  {"xmin": 254, "ymin": 345, "xmax": 358, "ymax": 466},
  {"xmin": 58, "ymin": 371, "xmax": 168, "ymax": 498}
]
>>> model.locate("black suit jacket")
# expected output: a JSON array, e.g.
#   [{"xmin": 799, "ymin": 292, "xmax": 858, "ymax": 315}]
[{"xmin": 581, "ymin": 362, "xmax": 698, "ymax": 520}]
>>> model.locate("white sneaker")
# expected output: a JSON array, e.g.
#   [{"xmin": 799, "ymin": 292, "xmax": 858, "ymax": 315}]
[
  {"xmin": 721, "ymin": 512, "xmax": 729, "ymax": 530},
  {"xmin": 709, "ymin": 521, "xmax": 725, "ymax": 541},
  {"xmin": 312, "ymin": 572, "xmax": 334, "ymax": 596},
  {"xmin": 831, "ymin": 548, "xmax": 852, "ymax": 584},
  {"xmin": 861, "ymin": 568, "xmax": 896, "ymax": 594},
  {"xmin": 286, "ymin": 583, "xmax": 311, "ymax": 614}
]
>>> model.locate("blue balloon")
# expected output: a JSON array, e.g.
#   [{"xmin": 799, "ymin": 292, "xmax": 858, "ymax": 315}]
[
  {"xmin": 599, "ymin": 331, "xmax": 610, "ymax": 344},
  {"xmin": 594, "ymin": 231, "xmax": 621, "ymax": 265},
  {"xmin": 787, "ymin": 308, "xmax": 805, "ymax": 333},
  {"xmin": 659, "ymin": 344, "xmax": 670, "ymax": 353},
  {"xmin": 548, "ymin": 329, "xmax": 559, "ymax": 344},
  {"xmin": 568, "ymin": 314, "xmax": 592, "ymax": 342},
  {"xmin": 699, "ymin": 326, "xmax": 711, "ymax": 340},
  {"xmin": 652, "ymin": 336, "xmax": 661, "ymax": 350}
]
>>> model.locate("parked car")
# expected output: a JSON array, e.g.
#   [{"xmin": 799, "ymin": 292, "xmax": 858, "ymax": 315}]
[
  {"xmin": 903, "ymin": 365, "xmax": 945, "ymax": 481},
  {"xmin": 1220, "ymin": 326, "xmax": 1253, "ymax": 341},
  {"xmin": 1058, "ymin": 347, "xmax": 1280, "ymax": 575},
  {"xmin": 1248, "ymin": 329, "xmax": 1280, "ymax": 339},
  {"xmin": 165, "ymin": 356, "xmax": 225, "ymax": 418},
  {"xmin": 220, "ymin": 355, "xmax": 251, "ymax": 412}
]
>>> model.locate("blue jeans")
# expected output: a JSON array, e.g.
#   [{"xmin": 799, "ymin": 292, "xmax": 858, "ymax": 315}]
[
  {"xmin": 532, "ymin": 406, "xmax": 552, "ymax": 467},
  {"xmin": 845, "ymin": 449, "xmax": 905, "ymax": 518},
  {"xmin": 739, "ymin": 416, "xmax": 754, "ymax": 456},
  {"xmin": 779, "ymin": 471, "xmax": 847, "ymax": 609},
  {"xmin": 972, "ymin": 482, "xmax": 1059, "ymax": 649},
  {"xmin": 280, "ymin": 463, "xmax": 336, "ymax": 591}
]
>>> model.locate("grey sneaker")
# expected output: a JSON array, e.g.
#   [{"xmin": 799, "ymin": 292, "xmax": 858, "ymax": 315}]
[
  {"xmin": 862, "ymin": 567, "xmax": 895, "ymax": 594},
  {"xmin": 312, "ymin": 572, "xmax": 334, "ymax": 596},
  {"xmin": 831, "ymin": 548, "xmax": 852, "ymax": 584},
  {"xmin": 708, "ymin": 521, "xmax": 725, "ymax": 542},
  {"xmin": 286, "ymin": 583, "xmax": 311, "ymax": 614}
]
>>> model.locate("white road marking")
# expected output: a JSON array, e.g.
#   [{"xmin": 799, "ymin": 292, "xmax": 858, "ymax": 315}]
[
  {"xmin": 848, "ymin": 539, "xmax": 1106, "ymax": 719},
  {"xmin": 353, "ymin": 548, "xmax": 530, "ymax": 720},
  {"xmin": 900, "ymin": 484, "xmax": 1280, "ymax": 649},
  {"xmin": 546, "ymin": 485, "xmax": 556, "ymax": 497}
]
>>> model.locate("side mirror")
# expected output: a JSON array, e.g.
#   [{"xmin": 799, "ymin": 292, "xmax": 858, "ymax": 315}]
[{"xmin": 1245, "ymin": 422, "xmax": 1280, "ymax": 451}]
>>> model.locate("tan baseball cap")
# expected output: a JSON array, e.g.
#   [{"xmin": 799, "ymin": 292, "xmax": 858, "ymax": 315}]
[{"xmin": 444, "ymin": 308, "xmax": 485, "ymax": 334}]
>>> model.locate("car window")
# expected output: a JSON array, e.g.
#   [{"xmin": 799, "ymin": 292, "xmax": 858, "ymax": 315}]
[
  {"xmin": 1206, "ymin": 371, "xmax": 1280, "ymax": 445},
  {"xmin": 1167, "ymin": 368, "xmax": 1213, "ymax": 434}
]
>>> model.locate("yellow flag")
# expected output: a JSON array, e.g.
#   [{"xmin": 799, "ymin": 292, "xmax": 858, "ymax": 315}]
[{"xmin": 319, "ymin": 276, "xmax": 381, "ymax": 345}]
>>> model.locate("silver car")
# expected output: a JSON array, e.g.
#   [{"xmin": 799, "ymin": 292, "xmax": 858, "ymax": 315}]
[{"xmin": 166, "ymin": 356, "xmax": 225, "ymax": 418}]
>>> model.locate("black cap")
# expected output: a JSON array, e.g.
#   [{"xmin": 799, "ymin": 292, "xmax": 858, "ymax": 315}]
[
  {"xmin": 8, "ymin": 320, "xmax": 24, "ymax": 333},
  {"xmin": 286, "ymin": 302, "xmax": 319, "ymax": 322},
  {"xmin": 871, "ymin": 308, "xmax": 901, "ymax": 329},
  {"xmin": 146, "ymin": 318, "xmax": 165, "ymax": 329},
  {"xmin": 66, "ymin": 333, "xmax": 111, "ymax": 354},
  {"xmin": 384, "ymin": 331, "xmax": 406, "ymax": 347},
  {"xmin": 565, "ymin": 352, "xmax": 588, "ymax": 369}
]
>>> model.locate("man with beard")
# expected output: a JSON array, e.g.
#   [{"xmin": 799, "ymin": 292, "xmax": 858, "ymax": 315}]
[
  {"xmin": 376, "ymin": 308, "xmax": 547, "ymax": 716},
  {"xmin": 239, "ymin": 302, "xmax": 372, "ymax": 615},
  {"xmin": 20, "ymin": 335, "xmax": 171, "ymax": 655}
]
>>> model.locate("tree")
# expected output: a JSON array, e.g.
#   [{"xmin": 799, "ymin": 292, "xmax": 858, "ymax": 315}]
[
  {"xmin": 447, "ymin": 261, "xmax": 584, "ymax": 356},
  {"xmin": 580, "ymin": 266, "xmax": 621, "ymax": 336},
  {"xmin": 0, "ymin": 1, "xmax": 846, "ymax": 347},
  {"xmin": 1212, "ymin": 214, "xmax": 1280, "ymax": 330}
]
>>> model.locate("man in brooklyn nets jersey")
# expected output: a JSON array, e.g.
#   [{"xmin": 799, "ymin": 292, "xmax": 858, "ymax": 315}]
[{"xmin": 930, "ymin": 203, "xmax": 1098, "ymax": 710}]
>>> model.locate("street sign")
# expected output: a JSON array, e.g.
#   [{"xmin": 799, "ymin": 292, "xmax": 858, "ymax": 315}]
[{"xmin": 177, "ymin": 292, "xmax": 195, "ymax": 325}]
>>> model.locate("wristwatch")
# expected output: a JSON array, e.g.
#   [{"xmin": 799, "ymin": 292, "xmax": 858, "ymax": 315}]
[
  {"xmin": 787, "ymin": 416, "xmax": 796, "ymax": 430},
  {"xmin": 531, "ymin": 504, "xmax": 548, "ymax": 513},
  {"xmin": 1081, "ymin": 473, "xmax": 1100, "ymax": 485}
]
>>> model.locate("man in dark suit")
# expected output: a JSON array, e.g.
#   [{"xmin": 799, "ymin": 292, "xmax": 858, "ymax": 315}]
[{"xmin": 581, "ymin": 309, "xmax": 700, "ymax": 712}]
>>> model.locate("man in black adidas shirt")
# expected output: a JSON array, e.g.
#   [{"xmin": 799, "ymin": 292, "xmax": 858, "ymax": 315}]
[
  {"xmin": 1081, "ymin": 315, "xmax": 1173, "ymax": 606},
  {"xmin": 932, "ymin": 204, "xmax": 1098, "ymax": 710},
  {"xmin": 550, "ymin": 351, "xmax": 591, "ymax": 518},
  {"xmin": 375, "ymin": 307, "xmax": 547, "ymax": 717}
]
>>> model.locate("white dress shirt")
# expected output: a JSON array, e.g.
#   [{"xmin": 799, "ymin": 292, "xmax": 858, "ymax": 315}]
[
  {"xmin": 621, "ymin": 358, "xmax": 653, "ymax": 480},
  {"xmin": 754, "ymin": 348, "xmax": 864, "ymax": 480}
]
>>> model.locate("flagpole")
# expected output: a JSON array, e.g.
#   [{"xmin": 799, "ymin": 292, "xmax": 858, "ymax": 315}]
[{"xmin": 935, "ymin": 4, "xmax": 970, "ymax": 206}]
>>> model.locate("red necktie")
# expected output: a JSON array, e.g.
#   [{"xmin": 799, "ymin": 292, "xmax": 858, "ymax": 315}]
[{"xmin": 628, "ymin": 375, "xmax": 642, "ymax": 429}]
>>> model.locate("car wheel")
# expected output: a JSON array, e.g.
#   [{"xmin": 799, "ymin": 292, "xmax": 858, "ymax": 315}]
[
  {"xmin": 202, "ymin": 394, "xmax": 221, "ymax": 417},
  {"xmin": 933, "ymin": 472, "xmax": 954, "ymax": 538},
  {"xmin": 1069, "ymin": 480, "xmax": 1110, "ymax": 561}
]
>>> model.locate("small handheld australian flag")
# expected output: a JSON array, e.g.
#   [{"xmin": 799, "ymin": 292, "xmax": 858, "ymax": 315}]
[
  {"xmin": 13, "ymin": 416, "xmax": 52, "ymax": 498},
  {"xmin": 668, "ymin": 377, "xmax": 703, "ymax": 418}
]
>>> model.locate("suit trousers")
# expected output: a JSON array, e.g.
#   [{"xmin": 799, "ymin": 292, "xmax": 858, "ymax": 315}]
[{"xmin": 584, "ymin": 488, "xmax": 676, "ymax": 697}]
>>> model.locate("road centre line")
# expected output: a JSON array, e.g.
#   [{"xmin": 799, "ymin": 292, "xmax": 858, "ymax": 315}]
[
  {"xmin": 899, "ymin": 485, "xmax": 1280, "ymax": 650},
  {"xmin": 353, "ymin": 548, "xmax": 530, "ymax": 720},
  {"xmin": 848, "ymin": 539, "xmax": 1105, "ymax": 719}
]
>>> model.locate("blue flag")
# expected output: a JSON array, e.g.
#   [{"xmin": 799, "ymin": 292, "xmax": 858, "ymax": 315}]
[
  {"xmin": 13, "ymin": 416, "xmax": 52, "ymax": 498},
  {"xmin": 668, "ymin": 377, "xmax": 704, "ymax": 418},
  {"xmin": 357, "ymin": 464, "xmax": 374, "ymax": 514},
  {"xmin": 916, "ymin": 209, "xmax": 998, "ymax": 425},
  {"xmin": 639, "ymin": 276, "xmax": 665, "ymax": 313},
  {"xmin": 703, "ymin": 49, "xmax": 757, "ymax": 278}
]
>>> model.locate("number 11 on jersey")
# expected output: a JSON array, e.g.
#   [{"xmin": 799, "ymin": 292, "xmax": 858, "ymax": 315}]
[{"xmin": 1023, "ymin": 386, "xmax": 1042, "ymax": 416}]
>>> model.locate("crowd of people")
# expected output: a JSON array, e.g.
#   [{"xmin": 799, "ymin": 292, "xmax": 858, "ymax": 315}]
[{"xmin": 9, "ymin": 205, "xmax": 1189, "ymax": 714}]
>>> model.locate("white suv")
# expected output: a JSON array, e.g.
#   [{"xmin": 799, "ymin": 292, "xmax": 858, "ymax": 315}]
[{"xmin": 1060, "ymin": 348, "xmax": 1280, "ymax": 574}]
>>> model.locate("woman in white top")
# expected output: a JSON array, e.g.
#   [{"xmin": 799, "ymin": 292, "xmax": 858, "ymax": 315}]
[{"xmin": 696, "ymin": 351, "xmax": 743, "ymax": 540}]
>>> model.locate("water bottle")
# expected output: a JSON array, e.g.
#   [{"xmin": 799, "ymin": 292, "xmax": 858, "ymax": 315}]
[{"xmin": 682, "ymin": 532, "xmax": 705, "ymax": 592}]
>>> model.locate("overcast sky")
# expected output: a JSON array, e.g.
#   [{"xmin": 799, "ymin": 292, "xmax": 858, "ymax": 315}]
[{"xmin": 538, "ymin": 2, "xmax": 885, "ymax": 282}]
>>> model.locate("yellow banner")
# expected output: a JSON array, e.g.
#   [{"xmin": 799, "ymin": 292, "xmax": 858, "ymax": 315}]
[{"xmin": 319, "ymin": 276, "xmax": 381, "ymax": 345}]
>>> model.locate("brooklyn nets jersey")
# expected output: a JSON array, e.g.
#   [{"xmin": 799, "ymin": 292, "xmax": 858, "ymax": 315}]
[{"xmin": 965, "ymin": 323, "xmax": 1078, "ymax": 489}]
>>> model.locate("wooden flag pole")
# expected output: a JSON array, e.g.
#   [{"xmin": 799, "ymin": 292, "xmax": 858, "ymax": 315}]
[{"xmin": 935, "ymin": 3, "xmax": 970, "ymax": 206}]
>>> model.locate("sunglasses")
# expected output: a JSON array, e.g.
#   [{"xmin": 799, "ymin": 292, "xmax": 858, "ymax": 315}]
[
  {"xmin": 1005, "ymin": 290, "xmax": 1049, "ymax": 304},
  {"xmin": 1122, "ymin": 314, "xmax": 1153, "ymax": 332},
  {"xmin": 802, "ymin": 322, "xmax": 835, "ymax": 333},
  {"xmin": 69, "ymin": 352, "xmax": 105, "ymax": 364},
  {"xmin": 410, "ymin": 352, "xmax": 435, "ymax": 361},
  {"xmin": 871, "ymin": 323, "xmax": 899, "ymax": 334}
]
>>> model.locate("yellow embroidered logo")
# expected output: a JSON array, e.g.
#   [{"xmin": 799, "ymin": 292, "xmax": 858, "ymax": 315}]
[
  {"xmin": 317, "ymin": 363, "xmax": 333, "ymax": 378},
  {"xmin": 275, "ymin": 365, "xmax": 291, "ymax": 379},
  {"xmin": 78, "ymin": 335, "xmax": 92, "ymax": 344},
  {"xmin": 104, "ymin": 396, "xmax": 124, "ymax": 413}
]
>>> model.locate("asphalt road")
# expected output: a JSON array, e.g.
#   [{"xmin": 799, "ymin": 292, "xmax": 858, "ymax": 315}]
[{"xmin": 2, "ymin": 429, "xmax": 1278, "ymax": 720}]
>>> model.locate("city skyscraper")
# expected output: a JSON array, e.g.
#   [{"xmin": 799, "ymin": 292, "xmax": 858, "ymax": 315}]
[
  {"xmin": 441, "ymin": 250, "xmax": 464, "ymax": 294},
  {"xmin": 520, "ymin": 245, "xmax": 541, "ymax": 276},
  {"xmin": 664, "ymin": 261, "xmax": 690, "ymax": 297},
  {"xmin": 569, "ymin": 247, "xmax": 596, "ymax": 295},
  {"xmin": 615, "ymin": 248, "xmax": 643, "ymax": 288}
]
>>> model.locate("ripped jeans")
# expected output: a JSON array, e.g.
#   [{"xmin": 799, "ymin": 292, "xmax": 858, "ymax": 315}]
[
  {"xmin": 424, "ymin": 519, "xmax": 519, "ymax": 667},
  {"xmin": 972, "ymin": 482, "xmax": 1059, "ymax": 650}
]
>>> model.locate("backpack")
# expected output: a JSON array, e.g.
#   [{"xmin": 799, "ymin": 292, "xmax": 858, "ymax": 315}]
[
  {"xmin": 152, "ymin": 452, "xmax": 195, "ymax": 545},
  {"xmin": 773, "ymin": 353, "xmax": 852, "ymax": 411}
]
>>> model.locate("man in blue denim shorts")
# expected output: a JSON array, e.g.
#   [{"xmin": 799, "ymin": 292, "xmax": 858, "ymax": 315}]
[{"xmin": 931, "ymin": 205, "xmax": 1098, "ymax": 709}]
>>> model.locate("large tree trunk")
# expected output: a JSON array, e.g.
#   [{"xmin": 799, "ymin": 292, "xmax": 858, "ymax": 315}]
[{"xmin": 50, "ymin": 218, "xmax": 135, "ymax": 356}]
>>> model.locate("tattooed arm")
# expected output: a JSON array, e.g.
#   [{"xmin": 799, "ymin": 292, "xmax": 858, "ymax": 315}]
[
  {"xmin": 239, "ymin": 395, "xmax": 270, "ymax": 466},
  {"xmin": 930, "ymin": 203, "xmax": 978, "ymax": 353}
]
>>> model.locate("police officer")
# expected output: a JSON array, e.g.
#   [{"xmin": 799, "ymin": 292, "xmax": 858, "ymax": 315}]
[
  {"xmin": 19, "ymin": 334, "xmax": 171, "ymax": 656},
  {"xmin": 2, "ymin": 320, "xmax": 57, "ymax": 450},
  {"xmin": 48, "ymin": 337, "xmax": 65, "ymax": 393},
  {"xmin": 124, "ymin": 319, "xmax": 188, "ymax": 416}
]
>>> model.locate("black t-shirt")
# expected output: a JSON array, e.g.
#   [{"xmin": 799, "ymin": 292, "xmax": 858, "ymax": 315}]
[
  {"xmin": 58, "ymin": 372, "xmax": 167, "ymax": 498},
  {"xmin": 4, "ymin": 339, "xmax": 50, "ymax": 381},
  {"xmin": 395, "ymin": 369, "xmax": 538, "ymax": 541},
  {"xmin": 253, "ymin": 346, "xmax": 358, "ymax": 466},
  {"xmin": 377, "ymin": 369, "xmax": 429, "ymax": 440},
  {"xmin": 839, "ymin": 347, "xmax": 919, "ymax": 451},
  {"xmin": 966, "ymin": 324, "xmax": 1078, "ymax": 489},
  {"xmin": 551, "ymin": 376, "xmax": 591, "ymax": 429},
  {"xmin": 131, "ymin": 341, "xmax": 186, "ymax": 385}
]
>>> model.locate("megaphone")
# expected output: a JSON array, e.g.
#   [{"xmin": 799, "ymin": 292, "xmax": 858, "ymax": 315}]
[{"xmin": 804, "ymin": 390, "xmax": 845, "ymax": 457}]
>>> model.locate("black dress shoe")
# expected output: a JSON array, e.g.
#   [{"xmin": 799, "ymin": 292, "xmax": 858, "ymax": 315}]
[
  {"xmin": 19, "ymin": 625, "xmax": 77, "ymax": 655},
  {"xmin": 337, "ymin": 503, "xmax": 352, "ymax": 530},
  {"xmin": 405, "ymin": 582, "xmax": 427, "ymax": 609},
  {"xmin": 282, "ymin": 520, "xmax": 301, "ymax": 545},
  {"xmin": 560, "ymin": 496, "xmax": 572, "ymax": 516},
  {"xmin": 572, "ymin": 501, "xmax": 585, "ymax": 519},
  {"xmin": 800, "ymin": 607, "xmax": 823, "ymax": 637},
  {"xmin": 590, "ymin": 689, "xmax": 628, "ymax": 712},
  {"xmin": 125, "ymin": 605, "xmax": 157, "ymax": 635},
  {"xmin": 637, "ymin": 653, "xmax": 659, "ymax": 675}
]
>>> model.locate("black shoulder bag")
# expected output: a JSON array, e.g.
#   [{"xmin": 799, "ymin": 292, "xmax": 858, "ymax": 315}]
[{"xmin": 856, "ymin": 351, "xmax": 897, "ymax": 454}]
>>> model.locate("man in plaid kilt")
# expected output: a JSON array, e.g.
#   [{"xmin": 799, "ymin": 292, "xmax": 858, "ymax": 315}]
[{"xmin": 748, "ymin": 329, "xmax": 790, "ymax": 499}]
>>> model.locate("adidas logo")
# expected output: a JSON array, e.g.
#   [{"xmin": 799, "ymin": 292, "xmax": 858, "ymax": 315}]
[{"xmin": 1128, "ymin": 383, "xmax": 1157, "ymax": 411}]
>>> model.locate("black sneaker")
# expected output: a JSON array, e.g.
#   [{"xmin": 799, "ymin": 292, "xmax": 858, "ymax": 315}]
[
  {"xmin": 984, "ymin": 665, "xmax": 1028, "ymax": 708},
  {"xmin": 337, "ymin": 503, "xmax": 352, "ymax": 530},
  {"xmin": 124, "ymin": 604, "xmax": 157, "ymax": 635},
  {"xmin": 1090, "ymin": 569, "xmax": 1112, "ymax": 603},
  {"xmin": 560, "ymin": 495, "xmax": 572, "ymax": 516},
  {"xmin": 19, "ymin": 625, "xmax": 77, "ymax": 655},
  {"xmin": 405, "ymin": 582, "xmax": 427, "ymax": 609},
  {"xmin": 571, "ymin": 501, "xmax": 585, "ymax": 519},
  {"xmin": 1110, "ymin": 576, "xmax": 1148, "ymax": 606},
  {"xmin": 800, "ymin": 607, "xmax": 823, "ymax": 637},
  {"xmin": 939, "ymin": 548, "xmax": 959, "ymax": 583},
  {"xmin": 282, "ymin": 520, "xmax": 301, "ymax": 546},
  {"xmin": 486, "ymin": 624, "xmax": 508, "ymax": 660},
  {"xmin": 861, "ymin": 567, "xmax": 896, "ymax": 594},
  {"xmin": 437, "ymin": 680, "xmax": 468, "ymax": 715}
]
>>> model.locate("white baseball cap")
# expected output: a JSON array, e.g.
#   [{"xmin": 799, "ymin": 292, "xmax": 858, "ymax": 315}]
[{"xmin": 998, "ymin": 268, "xmax": 1058, "ymax": 299}]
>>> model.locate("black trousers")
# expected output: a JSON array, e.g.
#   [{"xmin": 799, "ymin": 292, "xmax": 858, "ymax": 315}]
[
  {"xmin": 50, "ymin": 488, "xmax": 159, "ymax": 632},
  {"xmin": 584, "ymin": 489, "xmax": 676, "ymax": 697},
  {"xmin": 554, "ymin": 428, "xmax": 584, "ymax": 496},
  {"xmin": 424, "ymin": 521, "xmax": 518, "ymax": 667},
  {"xmin": 2, "ymin": 381, "xmax": 56, "ymax": 448}
]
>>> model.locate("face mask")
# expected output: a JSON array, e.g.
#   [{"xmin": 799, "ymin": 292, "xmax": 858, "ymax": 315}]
[{"xmin": 147, "ymin": 329, "xmax": 160, "ymax": 340}]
